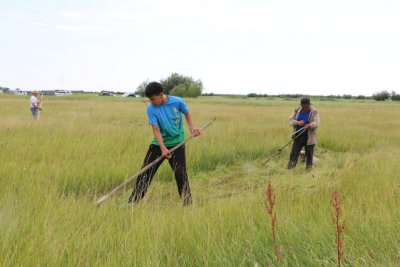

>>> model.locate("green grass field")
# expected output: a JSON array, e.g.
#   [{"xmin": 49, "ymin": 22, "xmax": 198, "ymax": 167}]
[{"xmin": 1, "ymin": 94, "xmax": 399, "ymax": 266}]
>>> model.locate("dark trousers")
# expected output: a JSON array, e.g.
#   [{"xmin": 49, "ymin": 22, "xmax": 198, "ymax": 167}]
[
  {"xmin": 288, "ymin": 133, "xmax": 315, "ymax": 169},
  {"xmin": 129, "ymin": 144, "xmax": 192, "ymax": 205}
]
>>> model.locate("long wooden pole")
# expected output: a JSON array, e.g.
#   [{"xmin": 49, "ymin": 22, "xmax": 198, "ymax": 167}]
[
  {"xmin": 96, "ymin": 119, "xmax": 216, "ymax": 206},
  {"xmin": 37, "ymin": 93, "xmax": 43, "ymax": 121},
  {"xmin": 262, "ymin": 128, "xmax": 306, "ymax": 165}
]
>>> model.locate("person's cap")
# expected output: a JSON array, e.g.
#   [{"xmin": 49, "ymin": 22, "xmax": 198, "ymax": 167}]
[{"xmin": 300, "ymin": 97, "xmax": 310, "ymax": 105}]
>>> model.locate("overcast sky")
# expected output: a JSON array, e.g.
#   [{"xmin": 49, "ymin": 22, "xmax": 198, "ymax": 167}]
[{"xmin": 1, "ymin": 0, "xmax": 399, "ymax": 96}]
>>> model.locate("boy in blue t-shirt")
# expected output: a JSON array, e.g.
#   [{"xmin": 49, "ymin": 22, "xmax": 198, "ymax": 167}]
[{"xmin": 129, "ymin": 82, "xmax": 200, "ymax": 206}]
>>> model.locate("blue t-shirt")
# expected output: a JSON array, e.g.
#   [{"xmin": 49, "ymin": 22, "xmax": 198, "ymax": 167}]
[
  {"xmin": 296, "ymin": 110, "xmax": 310, "ymax": 131},
  {"xmin": 147, "ymin": 95, "xmax": 189, "ymax": 146}
]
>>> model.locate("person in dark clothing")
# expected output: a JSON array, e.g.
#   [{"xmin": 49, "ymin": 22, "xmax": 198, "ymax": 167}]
[
  {"xmin": 288, "ymin": 97, "xmax": 320, "ymax": 169},
  {"xmin": 128, "ymin": 82, "xmax": 200, "ymax": 205}
]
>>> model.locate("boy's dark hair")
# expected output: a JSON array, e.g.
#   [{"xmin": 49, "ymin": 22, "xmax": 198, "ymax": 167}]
[{"xmin": 145, "ymin": 82, "xmax": 164, "ymax": 97}]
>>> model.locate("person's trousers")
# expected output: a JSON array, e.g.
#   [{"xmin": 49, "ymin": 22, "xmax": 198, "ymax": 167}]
[
  {"xmin": 129, "ymin": 144, "xmax": 192, "ymax": 205},
  {"xmin": 30, "ymin": 107, "xmax": 38, "ymax": 120},
  {"xmin": 288, "ymin": 133, "xmax": 315, "ymax": 169}
]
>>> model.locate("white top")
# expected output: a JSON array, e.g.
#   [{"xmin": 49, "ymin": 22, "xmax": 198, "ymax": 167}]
[{"xmin": 30, "ymin": 96, "xmax": 39, "ymax": 108}]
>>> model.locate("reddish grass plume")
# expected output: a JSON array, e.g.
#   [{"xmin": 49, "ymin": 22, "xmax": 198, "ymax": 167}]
[
  {"xmin": 265, "ymin": 181, "xmax": 281, "ymax": 263},
  {"xmin": 332, "ymin": 191, "xmax": 345, "ymax": 267}
]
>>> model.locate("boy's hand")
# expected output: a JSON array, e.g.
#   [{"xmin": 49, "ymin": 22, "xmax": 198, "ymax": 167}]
[
  {"xmin": 191, "ymin": 128, "xmax": 201, "ymax": 137},
  {"xmin": 161, "ymin": 146, "xmax": 171, "ymax": 159}
]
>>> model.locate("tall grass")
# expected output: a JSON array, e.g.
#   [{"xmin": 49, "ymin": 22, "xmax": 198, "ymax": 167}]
[{"xmin": 1, "ymin": 94, "xmax": 400, "ymax": 266}]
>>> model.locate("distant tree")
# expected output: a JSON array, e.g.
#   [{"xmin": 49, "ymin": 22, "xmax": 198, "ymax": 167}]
[
  {"xmin": 247, "ymin": 93, "xmax": 258, "ymax": 97},
  {"xmin": 161, "ymin": 73, "xmax": 203, "ymax": 97},
  {"xmin": 278, "ymin": 94, "xmax": 302, "ymax": 98},
  {"xmin": 392, "ymin": 95, "xmax": 400, "ymax": 101},
  {"xmin": 135, "ymin": 79, "xmax": 150, "ymax": 97},
  {"xmin": 372, "ymin": 90, "xmax": 390, "ymax": 101},
  {"xmin": 355, "ymin": 95, "xmax": 366, "ymax": 99},
  {"xmin": 391, "ymin": 91, "xmax": 400, "ymax": 101},
  {"xmin": 161, "ymin": 73, "xmax": 186, "ymax": 94},
  {"xmin": 203, "ymin": 92, "xmax": 214, "ymax": 96},
  {"xmin": 0, "ymin": 87, "xmax": 10, "ymax": 93},
  {"xmin": 170, "ymin": 81, "xmax": 202, "ymax": 98},
  {"xmin": 342, "ymin": 94, "xmax": 352, "ymax": 99}
]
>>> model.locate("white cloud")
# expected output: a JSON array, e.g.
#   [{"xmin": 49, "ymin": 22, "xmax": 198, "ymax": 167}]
[
  {"xmin": 3, "ymin": 11, "xmax": 31, "ymax": 20},
  {"xmin": 31, "ymin": 20, "xmax": 47, "ymax": 27},
  {"xmin": 55, "ymin": 10, "xmax": 88, "ymax": 20},
  {"xmin": 54, "ymin": 25, "xmax": 103, "ymax": 32},
  {"xmin": 3, "ymin": 11, "xmax": 49, "ymax": 29}
]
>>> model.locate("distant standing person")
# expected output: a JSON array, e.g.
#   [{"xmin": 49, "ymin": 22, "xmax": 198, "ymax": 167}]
[
  {"xmin": 128, "ymin": 82, "xmax": 200, "ymax": 206},
  {"xmin": 288, "ymin": 97, "xmax": 320, "ymax": 169},
  {"xmin": 30, "ymin": 91, "xmax": 42, "ymax": 120}
]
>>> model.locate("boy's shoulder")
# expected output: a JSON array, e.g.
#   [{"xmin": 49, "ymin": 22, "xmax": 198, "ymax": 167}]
[{"xmin": 168, "ymin": 95, "xmax": 183, "ymax": 103}]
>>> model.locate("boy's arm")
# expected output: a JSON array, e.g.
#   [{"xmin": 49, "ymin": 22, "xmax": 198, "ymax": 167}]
[
  {"xmin": 152, "ymin": 125, "xmax": 171, "ymax": 159},
  {"xmin": 184, "ymin": 112, "xmax": 200, "ymax": 136}
]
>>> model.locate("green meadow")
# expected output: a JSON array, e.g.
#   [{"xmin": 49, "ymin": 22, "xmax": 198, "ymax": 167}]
[{"xmin": 1, "ymin": 94, "xmax": 399, "ymax": 266}]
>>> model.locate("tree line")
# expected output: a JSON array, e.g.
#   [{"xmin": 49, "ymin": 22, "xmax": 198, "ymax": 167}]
[
  {"xmin": 3, "ymin": 82, "xmax": 399, "ymax": 101},
  {"xmin": 244, "ymin": 91, "xmax": 400, "ymax": 101},
  {"xmin": 372, "ymin": 90, "xmax": 400, "ymax": 101}
]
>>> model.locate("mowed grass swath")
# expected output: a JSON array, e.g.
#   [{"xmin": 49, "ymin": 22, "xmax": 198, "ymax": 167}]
[{"xmin": 1, "ymin": 94, "xmax": 400, "ymax": 266}]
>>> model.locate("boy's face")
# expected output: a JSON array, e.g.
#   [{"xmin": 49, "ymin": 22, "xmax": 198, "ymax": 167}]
[
  {"xmin": 301, "ymin": 103, "xmax": 310, "ymax": 112},
  {"xmin": 148, "ymin": 93, "xmax": 164, "ymax": 106}
]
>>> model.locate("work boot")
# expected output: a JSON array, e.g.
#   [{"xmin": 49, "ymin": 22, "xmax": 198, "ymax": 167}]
[
  {"xmin": 288, "ymin": 161, "xmax": 296, "ymax": 169},
  {"xmin": 128, "ymin": 195, "xmax": 134, "ymax": 204},
  {"xmin": 183, "ymin": 195, "xmax": 192, "ymax": 207}
]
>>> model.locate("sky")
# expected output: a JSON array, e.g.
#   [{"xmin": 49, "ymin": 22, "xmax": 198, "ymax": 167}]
[{"xmin": 1, "ymin": 0, "xmax": 400, "ymax": 96}]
